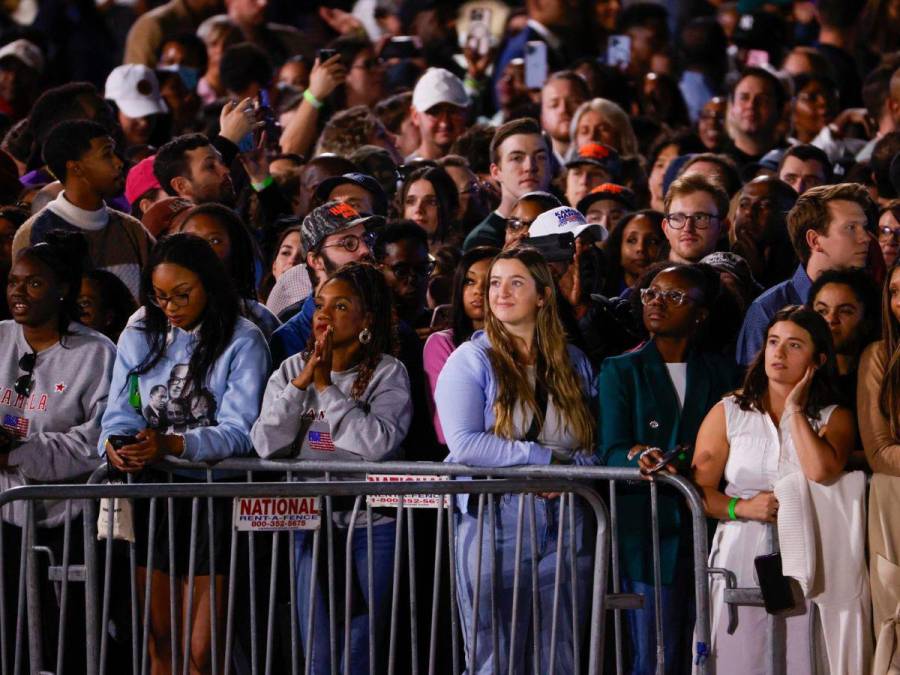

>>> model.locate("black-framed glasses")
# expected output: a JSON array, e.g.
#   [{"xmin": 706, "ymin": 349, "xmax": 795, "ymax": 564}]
[
  {"xmin": 506, "ymin": 217, "xmax": 534, "ymax": 232},
  {"xmin": 386, "ymin": 260, "xmax": 436, "ymax": 281},
  {"xmin": 14, "ymin": 352, "xmax": 36, "ymax": 397},
  {"xmin": 320, "ymin": 231, "xmax": 377, "ymax": 253},
  {"xmin": 664, "ymin": 212, "xmax": 719, "ymax": 230},
  {"xmin": 640, "ymin": 287, "xmax": 695, "ymax": 307},
  {"xmin": 149, "ymin": 287, "xmax": 194, "ymax": 309}
]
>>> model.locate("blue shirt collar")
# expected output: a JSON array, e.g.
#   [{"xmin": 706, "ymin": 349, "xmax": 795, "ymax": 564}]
[{"xmin": 793, "ymin": 265, "xmax": 813, "ymax": 302}]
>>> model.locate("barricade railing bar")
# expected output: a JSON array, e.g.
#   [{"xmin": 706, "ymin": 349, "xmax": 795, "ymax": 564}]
[{"xmin": 0, "ymin": 458, "xmax": 712, "ymax": 675}]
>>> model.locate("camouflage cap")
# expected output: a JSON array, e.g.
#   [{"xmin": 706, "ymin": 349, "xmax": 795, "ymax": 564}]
[{"xmin": 301, "ymin": 200, "xmax": 381, "ymax": 253}]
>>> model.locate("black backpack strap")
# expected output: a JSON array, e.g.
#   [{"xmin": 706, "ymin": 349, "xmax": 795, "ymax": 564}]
[{"xmin": 524, "ymin": 376, "xmax": 549, "ymax": 443}]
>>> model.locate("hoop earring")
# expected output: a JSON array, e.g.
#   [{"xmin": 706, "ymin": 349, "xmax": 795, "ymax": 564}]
[{"xmin": 358, "ymin": 327, "xmax": 372, "ymax": 344}]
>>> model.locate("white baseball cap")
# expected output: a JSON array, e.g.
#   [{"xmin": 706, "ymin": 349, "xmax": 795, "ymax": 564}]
[
  {"xmin": 528, "ymin": 206, "xmax": 609, "ymax": 242},
  {"xmin": 412, "ymin": 68, "xmax": 470, "ymax": 113},
  {"xmin": 105, "ymin": 64, "xmax": 168, "ymax": 119},
  {"xmin": 0, "ymin": 39, "xmax": 44, "ymax": 74}
]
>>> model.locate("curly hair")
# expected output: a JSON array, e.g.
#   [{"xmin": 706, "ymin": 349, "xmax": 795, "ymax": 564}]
[
  {"xmin": 316, "ymin": 106, "xmax": 388, "ymax": 159},
  {"xmin": 483, "ymin": 248, "xmax": 594, "ymax": 451},
  {"xmin": 304, "ymin": 262, "xmax": 399, "ymax": 401}
]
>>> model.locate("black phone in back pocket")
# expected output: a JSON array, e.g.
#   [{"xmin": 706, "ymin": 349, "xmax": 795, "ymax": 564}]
[{"xmin": 754, "ymin": 552, "xmax": 796, "ymax": 614}]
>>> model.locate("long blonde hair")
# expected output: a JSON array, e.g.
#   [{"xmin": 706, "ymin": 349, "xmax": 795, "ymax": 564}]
[{"xmin": 483, "ymin": 248, "xmax": 595, "ymax": 451}]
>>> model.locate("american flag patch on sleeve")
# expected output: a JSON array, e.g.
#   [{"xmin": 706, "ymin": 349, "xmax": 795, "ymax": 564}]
[
  {"xmin": 307, "ymin": 430, "xmax": 335, "ymax": 451},
  {"xmin": 2, "ymin": 414, "xmax": 29, "ymax": 438}
]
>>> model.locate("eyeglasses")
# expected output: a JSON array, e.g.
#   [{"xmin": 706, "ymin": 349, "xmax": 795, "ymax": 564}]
[
  {"xmin": 664, "ymin": 212, "xmax": 719, "ymax": 230},
  {"xmin": 879, "ymin": 225, "xmax": 900, "ymax": 241},
  {"xmin": 796, "ymin": 91, "xmax": 829, "ymax": 105},
  {"xmin": 149, "ymin": 287, "xmax": 195, "ymax": 309},
  {"xmin": 458, "ymin": 182, "xmax": 480, "ymax": 196},
  {"xmin": 640, "ymin": 287, "xmax": 695, "ymax": 307},
  {"xmin": 506, "ymin": 217, "xmax": 534, "ymax": 232},
  {"xmin": 385, "ymin": 260, "xmax": 436, "ymax": 281},
  {"xmin": 14, "ymin": 352, "xmax": 36, "ymax": 397},
  {"xmin": 320, "ymin": 231, "xmax": 377, "ymax": 253}
]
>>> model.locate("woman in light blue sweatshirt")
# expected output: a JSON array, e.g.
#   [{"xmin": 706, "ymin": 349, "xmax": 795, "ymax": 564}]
[
  {"xmin": 434, "ymin": 247, "xmax": 597, "ymax": 674},
  {"xmin": 99, "ymin": 233, "xmax": 270, "ymax": 674}
]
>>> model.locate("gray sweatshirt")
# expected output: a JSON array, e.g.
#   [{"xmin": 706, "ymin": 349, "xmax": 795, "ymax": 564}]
[
  {"xmin": 0, "ymin": 321, "xmax": 116, "ymax": 527},
  {"xmin": 251, "ymin": 353, "xmax": 412, "ymax": 464}
]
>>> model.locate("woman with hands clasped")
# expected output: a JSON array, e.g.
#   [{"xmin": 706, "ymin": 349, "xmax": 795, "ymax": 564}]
[
  {"xmin": 693, "ymin": 305, "xmax": 867, "ymax": 674},
  {"xmin": 251, "ymin": 262, "xmax": 411, "ymax": 675}
]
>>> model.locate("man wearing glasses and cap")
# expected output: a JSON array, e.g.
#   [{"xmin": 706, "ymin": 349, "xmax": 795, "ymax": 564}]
[{"xmin": 268, "ymin": 201, "xmax": 380, "ymax": 366}]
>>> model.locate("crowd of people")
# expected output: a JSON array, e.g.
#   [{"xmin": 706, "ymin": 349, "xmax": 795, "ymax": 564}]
[{"xmin": 0, "ymin": 0, "xmax": 899, "ymax": 672}]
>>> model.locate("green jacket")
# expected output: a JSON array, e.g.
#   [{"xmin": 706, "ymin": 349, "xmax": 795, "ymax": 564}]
[{"xmin": 597, "ymin": 340, "xmax": 740, "ymax": 584}]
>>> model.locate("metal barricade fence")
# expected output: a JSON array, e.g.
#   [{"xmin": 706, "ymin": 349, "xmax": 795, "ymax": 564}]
[{"xmin": 0, "ymin": 459, "xmax": 712, "ymax": 675}]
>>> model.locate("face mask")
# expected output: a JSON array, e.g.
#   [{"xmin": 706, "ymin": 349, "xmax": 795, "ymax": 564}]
[{"xmin": 158, "ymin": 65, "xmax": 200, "ymax": 93}]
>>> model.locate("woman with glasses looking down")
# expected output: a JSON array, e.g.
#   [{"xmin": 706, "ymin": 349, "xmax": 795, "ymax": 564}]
[
  {"xmin": 99, "ymin": 233, "xmax": 270, "ymax": 674},
  {"xmin": 597, "ymin": 262, "xmax": 739, "ymax": 675},
  {"xmin": 0, "ymin": 229, "xmax": 116, "ymax": 668}
]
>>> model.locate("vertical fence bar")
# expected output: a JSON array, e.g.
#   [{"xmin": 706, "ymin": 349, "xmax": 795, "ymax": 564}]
[
  {"xmin": 427, "ymin": 502, "xmax": 444, "ymax": 675},
  {"xmin": 506, "ymin": 494, "xmax": 526, "ymax": 675},
  {"xmin": 649, "ymin": 480, "xmax": 665, "ymax": 675},
  {"xmin": 303, "ymin": 528, "xmax": 321, "ymax": 675},
  {"xmin": 207, "ymin": 470, "xmax": 219, "ymax": 675},
  {"xmin": 324, "ymin": 487, "xmax": 337, "ymax": 675},
  {"xmin": 446, "ymin": 500, "xmax": 460, "ymax": 675},
  {"xmin": 608, "ymin": 481, "xmax": 624, "ymax": 675},
  {"xmin": 487, "ymin": 495, "xmax": 500, "ymax": 675},
  {"xmin": 83, "ymin": 496, "xmax": 101, "ymax": 675},
  {"xmin": 568, "ymin": 493, "xmax": 581, "ymax": 674},
  {"xmin": 54, "ymin": 500, "xmax": 73, "ymax": 675},
  {"xmin": 469, "ymin": 494, "xmax": 486, "ymax": 675},
  {"xmin": 247, "ymin": 470, "xmax": 259, "ymax": 675},
  {"xmin": 387, "ymin": 497, "xmax": 405, "ymax": 675},
  {"xmin": 98, "ymin": 496, "xmax": 114, "ymax": 674},
  {"xmin": 25, "ymin": 503, "xmax": 42, "ymax": 675},
  {"xmin": 223, "ymin": 512, "xmax": 239, "ymax": 675},
  {"xmin": 407, "ymin": 508, "xmax": 419, "ymax": 675},
  {"xmin": 342, "ymin": 497, "xmax": 362, "ymax": 673},
  {"xmin": 366, "ymin": 501, "xmax": 374, "ymax": 675},
  {"xmin": 548, "ymin": 493, "xmax": 567, "ymax": 675},
  {"xmin": 167, "ymin": 478, "xmax": 177, "ymax": 675},
  {"xmin": 180, "ymin": 498, "xmax": 200, "ymax": 675},
  {"xmin": 528, "ymin": 495, "xmax": 540, "ymax": 673},
  {"xmin": 264, "ymin": 531, "xmax": 280, "ymax": 675}
]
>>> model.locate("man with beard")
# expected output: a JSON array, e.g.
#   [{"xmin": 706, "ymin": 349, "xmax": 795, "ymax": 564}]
[
  {"xmin": 540, "ymin": 71, "xmax": 589, "ymax": 162},
  {"xmin": 11, "ymin": 120, "xmax": 153, "ymax": 301},
  {"xmin": 374, "ymin": 221, "xmax": 432, "ymax": 329},
  {"xmin": 408, "ymin": 68, "xmax": 470, "ymax": 161},
  {"xmin": 268, "ymin": 201, "xmax": 379, "ymax": 365},
  {"xmin": 153, "ymin": 133, "xmax": 237, "ymax": 205}
]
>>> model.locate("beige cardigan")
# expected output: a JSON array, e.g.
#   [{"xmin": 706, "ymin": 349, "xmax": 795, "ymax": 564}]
[{"xmin": 858, "ymin": 341, "xmax": 900, "ymax": 662}]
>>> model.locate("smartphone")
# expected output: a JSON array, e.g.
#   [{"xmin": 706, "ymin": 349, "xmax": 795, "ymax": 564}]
[
  {"xmin": 255, "ymin": 89, "xmax": 281, "ymax": 150},
  {"xmin": 754, "ymin": 553, "xmax": 796, "ymax": 614},
  {"xmin": 317, "ymin": 48, "xmax": 337, "ymax": 62},
  {"xmin": 108, "ymin": 434, "xmax": 139, "ymax": 450},
  {"xmin": 380, "ymin": 36, "xmax": 421, "ymax": 61},
  {"xmin": 607, "ymin": 34, "xmax": 631, "ymax": 69},
  {"xmin": 524, "ymin": 40, "xmax": 548, "ymax": 90},
  {"xmin": 465, "ymin": 7, "xmax": 492, "ymax": 56}
]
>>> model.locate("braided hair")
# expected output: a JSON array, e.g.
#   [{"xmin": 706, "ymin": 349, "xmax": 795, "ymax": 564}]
[{"xmin": 304, "ymin": 262, "xmax": 398, "ymax": 401}]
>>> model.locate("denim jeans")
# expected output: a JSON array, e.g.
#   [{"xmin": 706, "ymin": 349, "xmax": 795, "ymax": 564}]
[
  {"xmin": 620, "ymin": 559, "xmax": 694, "ymax": 675},
  {"xmin": 455, "ymin": 494, "xmax": 592, "ymax": 675},
  {"xmin": 295, "ymin": 520, "xmax": 396, "ymax": 674}
]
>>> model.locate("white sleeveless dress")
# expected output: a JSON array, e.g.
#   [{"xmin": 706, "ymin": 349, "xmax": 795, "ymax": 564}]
[{"xmin": 704, "ymin": 396, "xmax": 837, "ymax": 675}]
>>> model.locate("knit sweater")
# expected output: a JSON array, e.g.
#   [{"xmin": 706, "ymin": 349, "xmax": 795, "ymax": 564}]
[
  {"xmin": 12, "ymin": 191, "xmax": 154, "ymax": 301},
  {"xmin": 0, "ymin": 321, "xmax": 116, "ymax": 527}
]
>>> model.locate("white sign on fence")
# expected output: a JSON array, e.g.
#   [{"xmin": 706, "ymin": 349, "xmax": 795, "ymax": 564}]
[
  {"xmin": 232, "ymin": 496, "xmax": 321, "ymax": 531},
  {"xmin": 365, "ymin": 474, "xmax": 451, "ymax": 508}
]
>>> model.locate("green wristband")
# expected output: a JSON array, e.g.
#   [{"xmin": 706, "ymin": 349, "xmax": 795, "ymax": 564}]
[
  {"xmin": 303, "ymin": 88, "xmax": 324, "ymax": 110},
  {"xmin": 728, "ymin": 497, "xmax": 739, "ymax": 521},
  {"xmin": 251, "ymin": 175, "xmax": 274, "ymax": 192}
]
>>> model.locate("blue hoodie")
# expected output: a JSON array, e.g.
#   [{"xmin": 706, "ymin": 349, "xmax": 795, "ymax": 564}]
[{"xmin": 99, "ymin": 317, "xmax": 270, "ymax": 462}]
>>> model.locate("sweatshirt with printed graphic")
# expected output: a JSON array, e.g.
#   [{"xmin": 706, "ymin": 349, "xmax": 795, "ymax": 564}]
[
  {"xmin": 99, "ymin": 316, "xmax": 270, "ymax": 463},
  {"xmin": 0, "ymin": 321, "xmax": 116, "ymax": 527},
  {"xmin": 251, "ymin": 353, "xmax": 411, "ymax": 462}
]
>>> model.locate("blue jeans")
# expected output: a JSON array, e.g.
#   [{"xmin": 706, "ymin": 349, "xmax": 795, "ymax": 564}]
[
  {"xmin": 455, "ymin": 494, "xmax": 593, "ymax": 675},
  {"xmin": 295, "ymin": 520, "xmax": 396, "ymax": 674},
  {"xmin": 620, "ymin": 561, "xmax": 694, "ymax": 675}
]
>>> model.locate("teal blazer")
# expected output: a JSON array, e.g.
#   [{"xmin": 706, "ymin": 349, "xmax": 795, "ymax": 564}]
[{"xmin": 597, "ymin": 340, "xmax": 740, "ymax": 584}]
